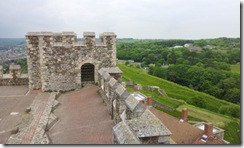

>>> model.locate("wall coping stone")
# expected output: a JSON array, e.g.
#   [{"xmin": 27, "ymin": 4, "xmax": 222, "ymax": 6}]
[
  {"xmin": 9, "ymin": 65, "xmax": 21, "ymax": 70},
  {"xmin": 113, "ymin": 121, "xmax": 141, "ymax": 144},
  {"xmin": 108, "ymin": 77, "xmax": 118, "ymax": 88},
  {"xmin": 83, "ymin": 32, "xmax": 95, "ymax": 37},
  {"xmin": 102, "ymin": 72, "xmax": 111, "ymax": 81},
  {"xmin": 125, "ymin": 94, "xmax": 140, "ymax": 112}
]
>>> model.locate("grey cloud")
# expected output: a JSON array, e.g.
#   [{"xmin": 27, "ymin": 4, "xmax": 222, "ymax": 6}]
[{"xmin": 0, "ymin": 0, "xmax": 240, "ymax": 39}]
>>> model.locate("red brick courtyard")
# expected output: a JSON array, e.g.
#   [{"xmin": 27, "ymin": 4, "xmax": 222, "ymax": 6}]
[{"xmin": 48, "ymin": 85, "xmax": 114, "ymax": 144}]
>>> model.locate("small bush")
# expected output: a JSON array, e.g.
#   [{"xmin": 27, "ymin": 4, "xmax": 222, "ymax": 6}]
[
  {"xmin": 125, "ymin": 61, "xmax": 130, "ymax": 66},
  {"xmin": 219, "ymin": 105, "xmax": 240, "ymax": 118},
  {"xmin": 186, "ymin": 96, "xmax": 206, "ymax": 108}
]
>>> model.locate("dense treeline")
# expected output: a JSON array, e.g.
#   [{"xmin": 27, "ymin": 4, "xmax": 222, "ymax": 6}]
[{"xmin": 117, "ymin": 38, "xmax": 240, "ymax": 105}]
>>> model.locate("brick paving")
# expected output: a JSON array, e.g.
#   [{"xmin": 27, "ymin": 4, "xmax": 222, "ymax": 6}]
[
  {"xmin": 0, "ymin": 86, "xmax": 29, "ymax": 96},
  {"xmin": 49, "ymin": 85, "xmax": 114, "ymax": 144}
]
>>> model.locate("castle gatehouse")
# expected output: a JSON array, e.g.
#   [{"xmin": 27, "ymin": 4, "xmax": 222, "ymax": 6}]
[{"xmin": 26, "ymin": 32, "xmax": 117, "ymax": 91}]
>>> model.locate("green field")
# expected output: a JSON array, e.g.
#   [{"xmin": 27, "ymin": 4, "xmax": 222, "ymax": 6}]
[
  {"xmin": 231, "ymin": 64, "xmax": 240, "ymax": 74},
  {"xmin": 117, "ymin": 63, "xmax": 240, "ymax": 144}
]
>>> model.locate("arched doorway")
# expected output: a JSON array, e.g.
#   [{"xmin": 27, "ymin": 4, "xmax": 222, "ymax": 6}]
[{"xmin": 81, "ymin": 63, "xmax": 95, "ymax": 84}]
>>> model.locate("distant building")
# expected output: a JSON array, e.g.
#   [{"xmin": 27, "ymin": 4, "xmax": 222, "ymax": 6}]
[
  {"xmin": 128, "ymin": 60, "xmax": 134, "ymax": 63},
  {"xmin": 203, "ymin": 45, "xmax": 215, "ymax": 49},
  {"xmin": 169, "ymin": 45, "xmax": 184, "ymax": 49},
  {"xmin": 184, "ymin": 43, "xmax": 193, "ymax": 48}
]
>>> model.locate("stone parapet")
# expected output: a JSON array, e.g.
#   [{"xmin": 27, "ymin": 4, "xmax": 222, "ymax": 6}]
[
  {"xmin": 98, "ymin": 67, "xmax": 172, "ymax": 144},
  {"xmin": 9, "ymin": 64, "xmax": 21, "ymax": 78}
]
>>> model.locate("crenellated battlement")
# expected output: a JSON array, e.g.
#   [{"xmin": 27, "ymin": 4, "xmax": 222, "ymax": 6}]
[
  {"xmin": 26, "ymin": 32, "xmax": 116, "ymax": 47},
  {"xmin": 26, "ymin": 31, "xmax": 117, "ymax": 91},
  {"xmin": 0, "ymin": 65, "xmax": 28, "ymax": 86}
]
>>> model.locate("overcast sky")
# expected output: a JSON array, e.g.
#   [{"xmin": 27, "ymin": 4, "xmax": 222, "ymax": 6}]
[{"xmin": 0, "ymin": 0, "xmax": 240, "ymax": 39}]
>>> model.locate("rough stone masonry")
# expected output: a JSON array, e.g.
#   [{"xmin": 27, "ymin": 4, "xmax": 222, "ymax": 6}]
[{"xmin": 26, "ymin": 32, "xmax": 117, "ymax": 91}]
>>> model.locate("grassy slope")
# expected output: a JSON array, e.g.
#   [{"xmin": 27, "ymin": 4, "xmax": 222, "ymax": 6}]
[
  {"xmin": 118, "ymin": 63, "xmax": 239, "ymax": 112},
  {"xmin": 230, "ymin": 64, "xmax": 240, "ymax": 74},
  {"xmin": 140, "ymin": 89, "xmax": 182, "ymax": 108},
  {"xmin": 118, "ymin": 63, "xmax": 240, "ymax": 144}
]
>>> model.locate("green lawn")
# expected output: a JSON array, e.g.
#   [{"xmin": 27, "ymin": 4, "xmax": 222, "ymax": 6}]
[{"xmin": 230, "ymin": 64, "xmax": 240, "ymax": 74}]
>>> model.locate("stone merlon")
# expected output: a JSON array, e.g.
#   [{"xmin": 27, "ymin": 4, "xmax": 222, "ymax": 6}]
[{"xmin": 9, "ymin": 65, "xmax": 21, "ymax": 70}]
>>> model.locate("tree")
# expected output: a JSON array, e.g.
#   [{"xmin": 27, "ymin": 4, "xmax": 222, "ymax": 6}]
[
  {"xmin": 141, "ymin": 62, "xmax": 146, "ymax": 68},
  {"xmin": 194, "ymin": 39, "xmax": 208, "ymax": 47},
  {"xmin": 205, "ymin": 86, "xmax": 224, "ymax": 99},
  {"xmin": 223, "ymin": 88, "xmax": 240, "ymax": 104},
  {"xmin": 167, "ymin": 51, "xmax": 181, "ymax": 64},
  {"xmin": 167, "ymin": 64, "xmax": 190, "ymax": 86},
  {"xmin": 153, "ymin": 66, "xmax": 167, "ymax": 79},
  {"xmin": 186, "ymin": 66, "xmax": 205, "ymax": 90},
  {"xmin": 125, "ymin": 60, "xmax": 130, "ymax": 66},
  {"xmin": 148, "ymin": 66, "xmax": 154, "ymax": 75},
  {"xmin": 147, "ymin": 53, "xmax": 156, "ymax": 64},
  {"xmin": 227, "ymin": 49, "xmax": 240, "ymax": 64}
]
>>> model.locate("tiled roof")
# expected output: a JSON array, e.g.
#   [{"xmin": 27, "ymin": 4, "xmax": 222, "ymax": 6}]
[
  {"xmin": 193, "ymin": 135, "xmax": 229, "ymax": 144},
  {"xmin": 150, "ymin": 107, "xmax": 204, "ymax": 144}
]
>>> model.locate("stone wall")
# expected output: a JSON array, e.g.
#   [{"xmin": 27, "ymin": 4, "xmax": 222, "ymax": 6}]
[
  {"xmin": 26, "ymin": 32, "xmax": 116, "ymax": 91},
  {"xmin": 98, "ymin": 67, "xmax": 172, "ymax": 144},
  {"xmin": 152, "ymin": 100, "xmax": 175, "ymax": 111},
  {"xmin": 0, "ymin": 65, "xmax": 29, "ymax": 86}
]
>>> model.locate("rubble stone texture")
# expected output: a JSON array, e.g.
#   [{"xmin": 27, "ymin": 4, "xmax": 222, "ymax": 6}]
[{"xmin": 26, "ymin": 32, "xmax": 117, "ymax": 91}]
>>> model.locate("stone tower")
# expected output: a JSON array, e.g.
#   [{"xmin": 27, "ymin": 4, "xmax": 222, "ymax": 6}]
[{"xmin": 26, "ymin": 32, "xmax": 116, "ymax": 91}]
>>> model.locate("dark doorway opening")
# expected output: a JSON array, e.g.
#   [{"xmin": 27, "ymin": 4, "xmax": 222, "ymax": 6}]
[{"xmin": 81, "ymin": 63, "xmax": 95, "ymax": 83}]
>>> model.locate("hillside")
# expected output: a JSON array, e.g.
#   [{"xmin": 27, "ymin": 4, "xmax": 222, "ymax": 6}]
[
  {"xmin": 117, "ymin": 63, "xmax": 240, "ymax": 144},
  {"xmin": 118, "ymin": 63, "xmax": 239, "ymax": 114}
]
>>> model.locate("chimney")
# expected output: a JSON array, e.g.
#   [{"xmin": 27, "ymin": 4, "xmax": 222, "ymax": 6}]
[
  {"xmin": 181, "ymin": 108, "xmax": 188, "ymax": 122},
  {"xmin": 147, "ymin": 96, "xmax": 153, "ymax": 106},
  {"xmin": 204, "ymin": 123, "xmax": 213, "ymax": 136}
]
